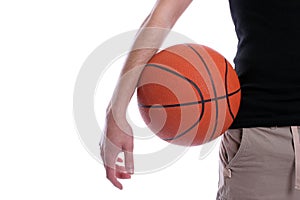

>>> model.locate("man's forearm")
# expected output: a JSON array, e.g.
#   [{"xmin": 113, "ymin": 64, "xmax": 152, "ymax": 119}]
[{"xmin": 108, "ymin": 0, "xmax": 193, "ymax": 119}]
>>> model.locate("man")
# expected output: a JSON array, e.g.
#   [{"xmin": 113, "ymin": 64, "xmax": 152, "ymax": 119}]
[{"xmin": 100, "ymin": 0, "xmax": 300, "ymax": 199}]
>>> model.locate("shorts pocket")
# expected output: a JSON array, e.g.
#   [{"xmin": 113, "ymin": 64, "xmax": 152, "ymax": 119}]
[{"xmin": 221, "ymin": 128, "xmax": 249, "ymax": 168}]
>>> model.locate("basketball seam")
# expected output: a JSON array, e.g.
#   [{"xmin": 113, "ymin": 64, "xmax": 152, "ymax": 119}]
[
  {"xmin": 140, "ymin": 63, "xmax": 205, "ymax": 141},
  {"xmin": 185, "ymin": 44, "xmax": 219, "ymax": 141},
  {"xmin": 224, "ymin": 58, "xmax": 236, "ymax": 120},
  {"xmin": 139, "ymin": 89, "xmax": 241, "ymax": 108}
]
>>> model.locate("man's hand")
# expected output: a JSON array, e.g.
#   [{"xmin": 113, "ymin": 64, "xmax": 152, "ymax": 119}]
[{"xmin": 100, "ymin": 110, "xmax": 134, "ymax": 190}]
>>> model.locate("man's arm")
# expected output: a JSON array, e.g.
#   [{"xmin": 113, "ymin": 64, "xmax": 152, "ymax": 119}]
[{"xmin": 100, "ymin": 0, "xmax": 193, "ymax": 190}]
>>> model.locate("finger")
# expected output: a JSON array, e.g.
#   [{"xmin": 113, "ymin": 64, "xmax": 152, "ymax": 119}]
[
  {"xmin": 116, "ymin": 165, "xmax": 131, "ymax": 179},
  {"xmin": 106, "ymin": 167, "xmax": 123, "ymax": 190},
  {"xmin": 116, "ymin": 157, "xmax": 123, "ymax": 163},
  {"xmin": 116, "ymin": 172, "xmax": 131, "ymax": 179},
  {"xmin": 102, "ymin": 143, "xmax": 123, "ymax": 189},
  {"xmin": 124, "ymin": 150, "xmax": 134, "ymax": 174},
  {"xmin": 101, "ymin": 138, "xmax": 121, "ymax": 169}
]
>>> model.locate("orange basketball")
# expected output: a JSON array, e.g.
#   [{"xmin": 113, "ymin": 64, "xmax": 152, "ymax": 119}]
[{"xmin": 137, "ymin": 43, "xmax": 241, "ymax": 146}]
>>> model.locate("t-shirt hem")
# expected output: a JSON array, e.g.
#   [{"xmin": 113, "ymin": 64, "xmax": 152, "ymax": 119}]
[{"xmin": 230, "ymin": 118, "xmax": 300, "ymax": 129}]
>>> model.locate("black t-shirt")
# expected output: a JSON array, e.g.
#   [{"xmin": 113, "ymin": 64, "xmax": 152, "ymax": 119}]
[{"xmin": 229, "ymin": 0, "xmax": 300, "ymax": 128}]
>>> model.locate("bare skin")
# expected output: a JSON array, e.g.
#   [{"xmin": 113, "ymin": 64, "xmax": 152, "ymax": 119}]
[{"xmin": 100, "ymin": 0, "xmax": 193, "ymax": 190}]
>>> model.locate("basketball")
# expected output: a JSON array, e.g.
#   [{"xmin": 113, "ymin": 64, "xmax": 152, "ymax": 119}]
[{"xmin": 137, "ymin": 43, "xmax": 241, "ymax": 146}]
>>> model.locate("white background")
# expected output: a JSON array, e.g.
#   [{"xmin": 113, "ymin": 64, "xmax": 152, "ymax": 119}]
[{"xmin": 0, "ymin": 0, "xmax": 237, "ymax": 199}]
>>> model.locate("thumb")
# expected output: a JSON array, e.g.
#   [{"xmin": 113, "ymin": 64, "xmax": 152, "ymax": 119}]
[{"xmin": 124, "ymin": 150, "xmax": 134, "ymax": 174}]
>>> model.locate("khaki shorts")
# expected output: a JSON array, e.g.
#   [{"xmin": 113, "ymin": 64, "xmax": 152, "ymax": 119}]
[{"xmin": 217, "ymin": 126, "xmax": 300, "ymax": 200}]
